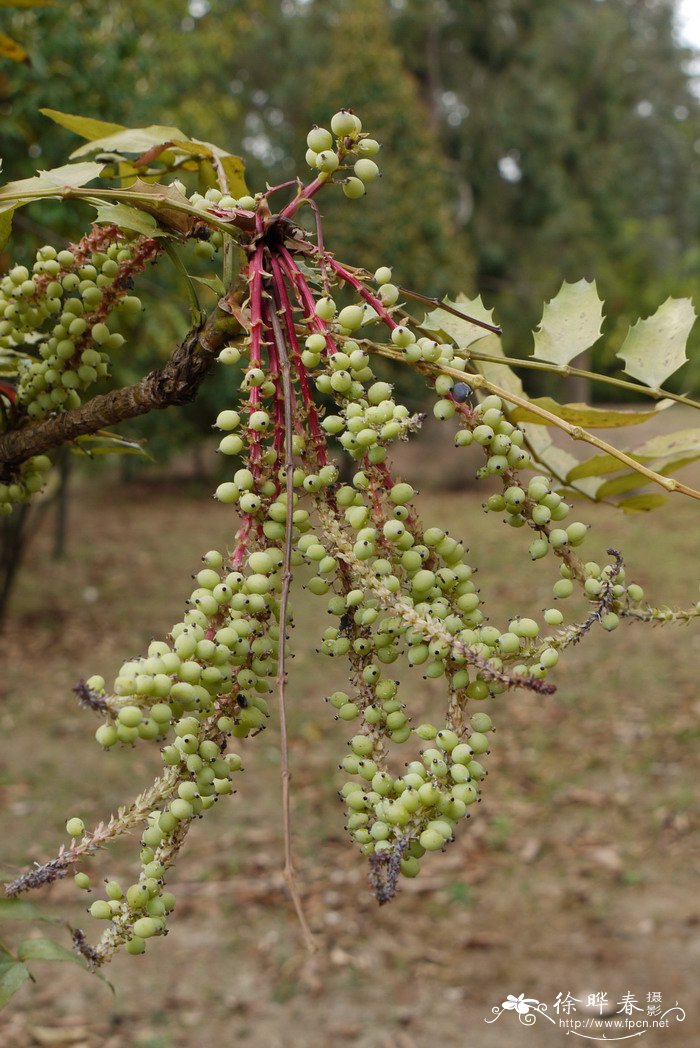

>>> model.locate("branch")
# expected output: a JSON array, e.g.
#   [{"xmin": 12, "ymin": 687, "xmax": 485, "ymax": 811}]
[{"xmin": 0, "ymin": 303, "xmax": 244, "ymax": 473}]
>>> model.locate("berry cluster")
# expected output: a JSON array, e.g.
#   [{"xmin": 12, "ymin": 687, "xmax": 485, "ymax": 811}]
[{"xmin": 5, "ymin": 110, "xmax": 688, "ymax": 964}]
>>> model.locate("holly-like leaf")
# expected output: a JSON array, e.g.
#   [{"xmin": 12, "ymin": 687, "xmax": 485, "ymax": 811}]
[
  {"xmin": 40, "ymin": 108, "xmax": 124, "ymax": 141},
  {"xmin": 0, "ymin": 961, "xmax": 30, "ymax": 1007},
  {"xmin": 0, "ymin": 161, "xmax": 104, "ymax": 214},
  {"xmin": 92, "ymin": 202, "xmax": 160, "ymax": 237},
  {"xmin": 423, "ymin": 294, "xmax": 496, "ymax": 350},
  {"xmin": 532, "ymin": 279, "xmax": 604, "ymax": 365},
  {"xmin": 509, "ymin": 397, "xmax": 673, "ymax": 429},
  {"xmin": 114, "ymin": 179, "xmax": 195, "ymax": 236},
  {"xmin": 0, "ymin": 32, "xmax": 27, "ymax": 62},
  {"xmin": 617, "ymin": 297, "xmax": 696, "ymax": 388}
]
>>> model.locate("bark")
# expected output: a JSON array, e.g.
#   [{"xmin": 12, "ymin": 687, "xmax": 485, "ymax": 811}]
[{"xmin": 0, "ymin": 305, "xmax": 243, "ymax": 474}]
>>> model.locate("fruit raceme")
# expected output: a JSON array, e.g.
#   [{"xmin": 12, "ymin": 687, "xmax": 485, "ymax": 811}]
[{"xmin": 5, "ymin": 110, "xmax": 698, "ymax": 962}]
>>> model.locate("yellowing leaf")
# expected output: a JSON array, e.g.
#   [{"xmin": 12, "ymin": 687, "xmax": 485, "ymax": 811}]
[
  {"xmin": 70, "ymin": 125, "xmax": 191, "ymax": 159},
  {"xmin": 423, "ymin": 294, "xmax": 496, "ymax": 349},
  {"xmin": 532, "ymin": 278, "xmax": 604, "ymax": 365},
  {"xmin": 632, "ymin": 426, "xmax": 700, "ymax": 459},
  {"xmin": 617, "ymin": 494, "xmax": 668, "ymax": 512},
  {"xmin": 567, "ymin": 452, "xmax": 650, "ymax": 482},
  {"xmin": 216, "ymin": 152, "xmax": 248, "ymax": 198},
  {"xmin": 0, "ymin": 32, "xmax": 27, "ymax": 62},
  {"xmin": 509, "ymin": 397, "xmax": 673, "ymax": 429},
  {"xmin": 40, "ymin": 108, "xmax": 124, "ymax": 141},
  {"xmin": 617, "ymin": 297, "xmax": 696, "ymax": 388}
]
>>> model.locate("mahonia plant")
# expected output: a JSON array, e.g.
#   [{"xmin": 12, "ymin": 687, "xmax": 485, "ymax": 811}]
[{"xmin": 2, "ymin": 108, "xmax": 700, "ymax": 967}]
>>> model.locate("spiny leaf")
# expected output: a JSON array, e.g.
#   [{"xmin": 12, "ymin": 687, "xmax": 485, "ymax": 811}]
[
  {"xmin": 509, "ymin": 397, "xmax": 673, "ymax": 429},
  {"xmin": 532, "ymin": 278, "xmax": 604, "ymax": 365},
  {"xmin": 116, "ymin": 179, "xmax": 195, "ymax": 236},
  {"xmin": 39, "ymin": 108, "xmax": 124, "ymax": 140},
  {"xmin": 92, "ymin": 202, "xmax": 160, "ymax": 237},
  {"xmin": 617, "ymin": 297, "xmax": 696, "ymax": 388},
  {"xmin": 0, "ymin": 32, "xmax": 27, "ymax": 62},
  {"xmin": 0, "ymin": 962, "xmax": 30, "ymax": 1007},
  {"xmin": 0, "ymin": 162, "xmax": 104, "ymax": 213},
  {"xmin": 423, "ymin": 294, "xmax": 496, "ymax": 349}
]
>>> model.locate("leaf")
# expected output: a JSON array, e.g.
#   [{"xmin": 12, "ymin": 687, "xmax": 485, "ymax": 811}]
[
  {"xmin": 567, "ymin": 452, "xmax": 650, "ymax": 482},
  {"xmin": 0, "ymin": 32, "xmax": 27, "ymax": 61},
  {"xmin": 0, "ymin": 961, "xmax": 30, "ymax": 1007},
  {"xmin": 532, "ymin": 279, "xmax": 604, "ymax": 365},
  {"xmin": 617, "ymin": 297, "xmax": 696, "ymax": 388},
  {"xmin": 40, "ymin": 108, "xmax": 124, "ymax": 141},
  {"xmin": 595, "ymin": 471, "xmax": 649, "ymax": 499},
  {"xmin": 0, "ymin": 898, "xmax": 60, "ymax": 922},
  {"xmin": 617, "ymin": 494, "xmax": 668, "ymax": 512},
  {"xmin": 92, "ymin": 202, "xmax": 159, "ymax": 237},
  {"xmin": 0, "ymin": 1, "xmax": 55, "ymax": 7},
  {"xmin": 73, "ymin": 431, "xmax": 152, "ymax": 460},
  {"xmin": 117, "ymin": 179, "xmax": 195, "ymax": 236},
  {"xmin": 632, "ymin": 427, "xmax": 700, "ymax": 459},
  {"xmin": 69, "ymin": 125, "xmax": 191, "ymax": 160},
  {"xmin": 216, "ymin": 153, "xmax": 248, "ymax": 198},
  {"xmin": 423, "ymin": 294, "xmax": 496, "ymax": 350},
  {"xmin": 191, "ymin": 274, "xmax": 226, "ymax": 296},
  {"xmin": 17, "ymin": 937, "xmax": 83, "ymax": 965},
  {"xmin": 0, "ymin": 162, "xmax": 104, "ymax": 213},
  {"xmin": 509, "ymin": 397, "xmax": 673, "ymax": 429},
  {"xmin": 0, "ymin": 207, "xmax": 13, "ymax": 250}
]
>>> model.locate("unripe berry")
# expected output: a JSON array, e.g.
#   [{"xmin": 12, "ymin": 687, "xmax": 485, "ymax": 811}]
[
  {"xmin": 331, "ymin": 110, "xmax": 357, "ymax": 136},
  {"xmin": 307, "ymin": 126, "xmax": 333, "ymax": 152},
  {"xmin": 66, "ymin": 817, "xmax": 85, "ymax": 837},
  {"xmin": 354, "ymin": 159, "xmax": 379, "ymax": 182}
]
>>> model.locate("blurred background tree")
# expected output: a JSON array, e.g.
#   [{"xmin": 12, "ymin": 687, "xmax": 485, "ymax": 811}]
[{"xmin": 2, "ymin": 0, "xmax": 699, "ymax": 403}]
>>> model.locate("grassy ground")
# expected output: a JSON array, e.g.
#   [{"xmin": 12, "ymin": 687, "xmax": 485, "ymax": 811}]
[{"xmin": 1, "ymin": 433, "xmax": 699, "ymax": 1048}]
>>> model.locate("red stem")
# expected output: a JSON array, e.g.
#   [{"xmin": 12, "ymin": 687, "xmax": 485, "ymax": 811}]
[
  {"xmin": 277, "ymin": 247, "xmax": 338, "ymax": 359},
  {"xmin": 279, "ymin": 175, "xmax": 329, "ymax": 220},
  {"xmin": 322, "ymin": 254, "xmax": 398, "ymax": 331},
  {"xmin": 268, "ymin": 252, "xmax": 328, "ymax": 467}
]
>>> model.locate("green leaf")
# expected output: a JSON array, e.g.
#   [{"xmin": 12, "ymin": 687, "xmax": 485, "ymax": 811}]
[
  {"xmin": 0, "ymin": 207, "xmax": 14, "ymax": 250},
  {"xmin": 40, "ymin": 108, "xmax": 124, "ymax": 140},
  {"xmin": 69, "ymin": 125, "xmax": 191, "ymax": 160},
  {"xmin": 113, "ymin": 179, "xmax": 195, "ymax": 236},
  {"xmin": 0, "ymin": 898, "xmax": 60, "ymax": 922},
  {"xmin": 92, "ymin": 202, "xmax": 159, "ymax": 237},
  {"xmin": 423, "ymin": 294, "xmax": 496, "ymax": 350},
  {"xmin": 509, "ymin": 397, "xmax": 673, "ymax": 429},
  {"xmin": 17, "ymin": 937, "xmax": 83, "ymax": 965},
  {"xmin": 0, "ymin": 1, "xmax": 55, "ymax": 7},
  {"xmin": 617, "ymin": 297, "xmax": 696, "ymax": 388},
  {"xmin": 616, "ymin": 493, "xmax": 668, "ymax": 512},
  {"xmin": 595, "ymin": 471, "xmax": 649, "ymax": 499},
  {"xmin": 0, "ymin": 162, "xmax": 104, "ymax": 213},
  {"xmin": 0, "ymin": 32, "xmax": 27, "ymax": 62},
  {"xmin": 532, "ymin": 279, "xmax": 604, "ymax": 365},
  {"xmin": 567, "ymin": 452, "xmax": 650, "ymax": 482},
  {"xmin": 191, "ymin": 274, "xmax": 226, "ymax": 296},
  {"xmin": 0, "ymin": 962, "xmax": 30, "ymax": 1007}
]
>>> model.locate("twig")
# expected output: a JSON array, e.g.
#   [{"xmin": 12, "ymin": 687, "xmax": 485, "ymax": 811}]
[
  {"xmin": 266, "ymin": 276, "xmax": 317, "ymax": 952},
  {"xmin": 396, "ymin": 287, "xmax": 502, "ymax": 335}
]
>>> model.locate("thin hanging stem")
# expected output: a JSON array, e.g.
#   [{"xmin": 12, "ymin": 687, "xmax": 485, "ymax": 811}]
[{"xmin": 266, "ymin": 281, "xmax": 317, "ymax": 953}]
